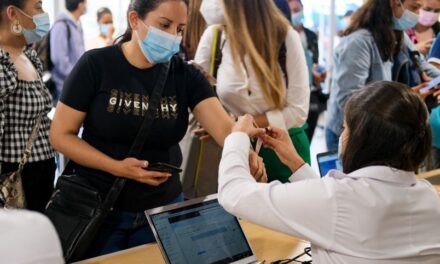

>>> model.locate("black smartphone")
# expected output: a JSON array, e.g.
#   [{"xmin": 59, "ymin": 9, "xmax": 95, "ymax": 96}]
[{"xmin": 148, "ymin": 162, "xmax": 182, "ymax": 174}]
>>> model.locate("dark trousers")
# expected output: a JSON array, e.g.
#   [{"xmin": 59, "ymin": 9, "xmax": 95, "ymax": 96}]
[
  {"xmin": 84, "ymin": 193, "xmax": 184, "ymax": 259},
  {"xmin": 1, "ymin": 158, "xmax": 56, "ymax": 212}
]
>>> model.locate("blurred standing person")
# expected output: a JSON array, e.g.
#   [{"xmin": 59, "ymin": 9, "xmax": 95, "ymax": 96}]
[
  {"xmin": 406, "ymin": 0, "xmax": 440, "ymax": 55},
  {"xmin": 287, "ymin": 0, "xmax": 326, "ymax": 141},
  {"xmin": 326, "ymin": 0, "xmax": 424, "ymax": 150},
  {"xmin": 0, "ymin": 0, "xmax": 56, "ymax": 212},
  {"xmin": 195, "ymin": 0, "xmax": 310, "ymax": 183},
  {"xmin": 50, "ymin": 0, "xmax": 86, "ymax": 101},
  {"xmin": 85, "ymin": 7, "xmax": 114, "ymax": 51},
  {"xmin": 182, "ymin": 0, "xmax": 206, "ymax": 60}
]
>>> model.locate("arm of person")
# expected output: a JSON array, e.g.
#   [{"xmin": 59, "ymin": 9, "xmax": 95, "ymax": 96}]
[
  {"xmin": 194, "ymin": 25, "xmax": 216, "ymax": 73},
  {"xmin": 218, "ymin": 130, "xmax": 334, "ymax": 247},
  {"xmin": 333, "ymin": 33, "xmax": 372, "ymax": 110},
  {"xmin": 428, "ymin": 35, "xmax": 440, "ymax": 70},
  {"xmin": 0, "ymin": 59, "xmax": 18, "ymax": 141},
  {"xmin": 404, "ymin": 33, "xmax": 440, "ymax": 78},
  {"xmin": 255, "ymin": 28, "xmax": 310, "ymax": 130},
  {"xmin": 50, "ymin": 23, "xmax": 74, "ymax": 78}
]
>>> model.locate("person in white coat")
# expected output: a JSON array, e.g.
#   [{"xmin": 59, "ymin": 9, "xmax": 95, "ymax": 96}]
[{"xmin": 218, "ymin": 81, "xmax": 440, "ymax": 264}]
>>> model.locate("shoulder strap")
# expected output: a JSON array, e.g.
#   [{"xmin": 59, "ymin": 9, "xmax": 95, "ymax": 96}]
[
  {"xmin": 17, "ymin": 113, "xmax": 43, "ymax": 173},
  {"xmin": 102, "ymin": 62, "xmax": 171, "ymax": 211},
  {"xmin": 210, "ymin": 25, "xmax": 224, "ymax": 79}
]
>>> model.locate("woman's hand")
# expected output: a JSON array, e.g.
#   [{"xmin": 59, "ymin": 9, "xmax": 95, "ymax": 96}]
[
  {"xmin": 412, "ymin": 82, "xmax": 435, "ymax": 100},
  {"xmin": 112, "ymin": 158, "xmax": 172, "ymax": 186},
  {"xmin": 260, "ymin": 127, "xmax": 305, "ymax": 172},
  {"xmin": 249, "ymin": 150, "xmax": 268, "ymax": 183},
  {"xmin": 232, "ymin": 114, "xmax": 265, "ymax": 137}
]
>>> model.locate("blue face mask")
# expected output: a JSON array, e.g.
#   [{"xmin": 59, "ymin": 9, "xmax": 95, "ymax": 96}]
[
  {"xmin": 137, "ymin": 23, "xmax": 182, "ymax": 64},
  {"xmin": 393, "ymin": 8, "xmax": 419, "ymax": 31},
  {"xmin": 16, "ymin": 8, "xmax": 50, "ymax": 44},
  {"xmin": 291, "ymin": 11, "xmax": 304, "ymax": 27},
  {"xmin": 100, "ymin": 24, "xmax": 112, "ymax": 35}
]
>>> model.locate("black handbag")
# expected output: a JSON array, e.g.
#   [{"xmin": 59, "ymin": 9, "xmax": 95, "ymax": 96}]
[{"xmin": 45, "ymin": 62, "xmax": 170, "ymax": 262}]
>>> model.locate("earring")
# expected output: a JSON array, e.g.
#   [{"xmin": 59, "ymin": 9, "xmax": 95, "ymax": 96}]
[{"xmin": 11, "ymin": 20, "xmax": 23, "ymax": 35}]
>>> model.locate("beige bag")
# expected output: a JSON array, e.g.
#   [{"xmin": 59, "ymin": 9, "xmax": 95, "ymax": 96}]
[{"xmin": 0, "ymin": 114, "xmax": 42, "ymax": 209}]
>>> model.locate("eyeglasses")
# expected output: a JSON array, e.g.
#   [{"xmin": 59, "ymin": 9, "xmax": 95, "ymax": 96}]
[{"xmin": 271, "ymin": 247, "xmax": 312, "ymax": 264}]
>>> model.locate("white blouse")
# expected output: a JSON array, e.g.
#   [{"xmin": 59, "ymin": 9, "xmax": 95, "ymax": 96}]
[
  {"xmin": 195, "ymin": 26, "xmax": 310, "ymax": 131},
  {"xmin": 218, "ymin": 132, "xmax": 440, "ymax": 264}
]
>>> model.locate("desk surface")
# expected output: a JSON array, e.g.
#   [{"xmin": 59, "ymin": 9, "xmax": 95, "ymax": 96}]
[{"xmin": 77, "ymin": 221, "xmax": 309, "ymax": 264}]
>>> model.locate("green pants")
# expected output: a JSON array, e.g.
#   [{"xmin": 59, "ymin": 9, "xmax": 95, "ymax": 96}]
[{"xmin": 258, "ymin": 125, "xmax": 310, "ymax": 183}]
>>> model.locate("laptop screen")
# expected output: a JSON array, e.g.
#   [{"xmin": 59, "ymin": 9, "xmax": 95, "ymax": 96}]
[
  {"xmin": 148, "ymin": 199, "xmax": 254, "ymax": 264},
  {"xmin": 317, "ymin": 151, "xmax": 342, "ymax": 177}
]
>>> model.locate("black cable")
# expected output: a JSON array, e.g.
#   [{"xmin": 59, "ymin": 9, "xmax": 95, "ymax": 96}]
[{"xmin": 270, "ymin": 247, "xmax": 312, "ymax": 264}]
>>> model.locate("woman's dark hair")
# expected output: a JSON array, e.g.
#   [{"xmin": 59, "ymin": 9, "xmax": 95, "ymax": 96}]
[
  {"xmin": 0, "ymin": 0, "xmax": 26, "ymax": 22},
  {"xmin": 343, "ymin": 0, "xmax": 402, "ymax": 61},
  {"xmin": 65, "ymin": 0, "xmax": 86, "ymax": 12},
  {"xmin": 117, "ymin": 0, "xmax": 188, "ymax": 44},
  {"xmin": 97, "ymin": 7, "xmax": 112, "ymax": 22},
  {"xmin": 342, "ymin": 81, "xmax": 432, "ymax": 173}
]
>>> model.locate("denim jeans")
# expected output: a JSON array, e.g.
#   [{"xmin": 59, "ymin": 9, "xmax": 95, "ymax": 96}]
[
  {"xmin": 325, "ymin": 128, "xmax": 339, "ymax": 151},
  {"xmin": 84, "ymin": 193, "xmax": 184, "ymax": 259}
]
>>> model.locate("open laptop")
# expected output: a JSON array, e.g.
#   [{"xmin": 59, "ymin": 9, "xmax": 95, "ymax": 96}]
[
  {"xmin": 145, "ymin": 194, "xmax": 259, "ymax": 264},
  {"xmin": 317, "ymin": 150, "xmax": 342, "ymax": 177}
]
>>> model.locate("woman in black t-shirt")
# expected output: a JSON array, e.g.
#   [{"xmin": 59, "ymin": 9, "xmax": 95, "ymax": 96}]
[{"xmin": 49, "ymin": 0, "xmax": 266, "ymax": 258}]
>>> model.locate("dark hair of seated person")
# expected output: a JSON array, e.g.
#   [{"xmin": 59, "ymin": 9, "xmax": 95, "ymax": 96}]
[{"xmin": 342, "ymin": 81, "xmax": 432, "ymax": 174}]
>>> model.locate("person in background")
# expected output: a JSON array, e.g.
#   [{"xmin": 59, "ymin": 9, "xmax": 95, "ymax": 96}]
[
  {"xmin": 274, "ymin": 0, "xmax": 291, "ymax": 21},
  {"xmin": 0, "ymin": 210, "xmax": 64, "ymax": 264},
  {"xmin": 50, "ymin": 0, "xmax": 265, "ymax": 257},
  {"xmin": 195, "ymin": 0, "xmax": 310, "ymax": 183},
  {"xmin": 50, "ymin": 0, "xmax": 86, "ymax": 100},
  {"xmin": 85, "ymin": 7, "xmax": 114, "ymax": 51},
  {"xmin": 326, "ymin": 0, "xmax": 428, "ymax": 150},
  {"xmin": 0, "ymin": 0, "xmax": 56, "ymax": 213},
  {"xmin": 287, "ymin": 0, "xmax": 326, "ymax": 141},
  {"xmin": 182, "ymin": 0, "xmax": 206, "ymax": 61},
  {"xmin": 219, "ymin": 81, "xmax": 440, "ymax": 263},
  {"xmin": 406, "ymin": 0, "xmax": 440, "ymax": 55},
  {"xmin": 395, "ymin": 0, "xmax": 440, "ymax": 87}
]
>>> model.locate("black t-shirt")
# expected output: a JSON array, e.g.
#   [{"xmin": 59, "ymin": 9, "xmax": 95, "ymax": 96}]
[{"xmin": 61, "ymin": 45, "xmax": 215, "ymax": 212}]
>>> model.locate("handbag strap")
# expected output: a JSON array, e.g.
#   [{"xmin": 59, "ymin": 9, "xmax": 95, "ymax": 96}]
[
  {"xmin": 101, "ymin": 62, "xmax": 171, "ymax": 211},
  {"xmin": 17, "ymin": 113, "xmax": 43, "ymax": 172}
]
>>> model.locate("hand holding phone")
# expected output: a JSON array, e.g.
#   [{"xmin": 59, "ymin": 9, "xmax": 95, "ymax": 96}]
[
  {"xmin": 420, "ymin": 75, "xmax": 440, "ymax": 93},
  {"xmin": 148, "ymin": 162, "xmax": 182, "ymax": 174}
]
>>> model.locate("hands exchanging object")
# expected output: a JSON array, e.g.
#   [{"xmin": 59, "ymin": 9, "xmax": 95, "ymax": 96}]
[{"xmin": 232, "ymin": 114, "xmax": 306, "ymax": 176}]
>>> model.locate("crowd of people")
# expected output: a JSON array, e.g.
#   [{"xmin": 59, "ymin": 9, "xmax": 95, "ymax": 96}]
[{"xmin": 0, "ymin": 0, "xmax": 439, "ymax": 263}]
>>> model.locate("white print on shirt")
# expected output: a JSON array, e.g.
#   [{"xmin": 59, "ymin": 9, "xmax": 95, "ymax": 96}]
[{"xmin": 107, "ymin": 89, "xmax": 178, "ymax": 119}]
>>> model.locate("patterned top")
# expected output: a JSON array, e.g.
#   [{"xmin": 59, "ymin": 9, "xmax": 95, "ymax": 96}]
[{"xmin": 0, "ymin": 47, "xmax": 55, "ymax": 163}]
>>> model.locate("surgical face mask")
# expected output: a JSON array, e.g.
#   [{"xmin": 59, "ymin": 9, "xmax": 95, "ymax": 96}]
[
  {"xmin": 393, "ymin": 2, "xmax": 419, "ymax": 31},
  {"xmin": 16, "ymin": 8, "xmax": 50, "ymax": 44},
  {"xmin": 200, "ymin": 0, "xmax": 226, "ymax": 25},
  {"xmin": 137, "ymin": 22, "xmax": 182, "ymax": 64},
  {"xmin": 291, "ymin": 11, "xmax": 304, "ymax": 27},
  {"xmin": 100, "ymin": 24, "xmax": 112, "ymax": 35},
  {"xmin": 418, "ymin": 9, "xmax": 439, "ymax": 27}
]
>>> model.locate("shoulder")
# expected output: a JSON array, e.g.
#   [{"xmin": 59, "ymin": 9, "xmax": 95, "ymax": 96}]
[
  {"xmin": 340, "ymin": 29, "xmax": 374, "ymax": 51},
  {"xmin": 24, "ymin": 47, "xmax": 44, "ymax": 74},
  {"xmin": 0, "ymin": 49, "xmax": 18, "ymax": 93},
  {"xmin": 304, "ymin": 27, "xmax": 318, "ymax": 39}
]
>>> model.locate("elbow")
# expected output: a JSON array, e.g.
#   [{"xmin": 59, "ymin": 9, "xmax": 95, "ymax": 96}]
[{"xmin": 49, "ymin": 126, "xmax": 61, "ymax": 152}]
